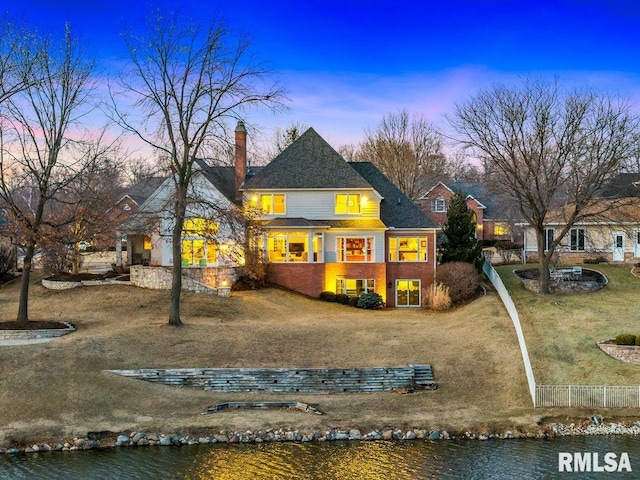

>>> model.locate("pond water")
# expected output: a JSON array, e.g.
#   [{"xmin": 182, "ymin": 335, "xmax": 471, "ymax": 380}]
[{"xmin": 2, "ymin": 435, "xmax": 640, "ymax": 479}]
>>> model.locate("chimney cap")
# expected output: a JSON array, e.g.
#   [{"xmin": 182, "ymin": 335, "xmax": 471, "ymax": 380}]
[{"xmin": 235, "ymin": 120, "xmax": 246, "ymax": 132}]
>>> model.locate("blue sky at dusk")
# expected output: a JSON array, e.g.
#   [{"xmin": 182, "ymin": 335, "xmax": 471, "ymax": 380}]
[{"xmin": 7, "ymin": 0, "xmax": 640, "ymax": 151}]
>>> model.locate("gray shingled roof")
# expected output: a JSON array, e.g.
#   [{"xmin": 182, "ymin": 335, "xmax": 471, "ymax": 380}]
[
  {"xmin": 124, "ymin": 176, "xmax": 166, "ymax": 206},
  {"xmin": 242, "ymin": 128, "xmax": 371, "ymax": 190},
  {"xmin": 349, "ymin": 162, "xmax": 437, "ymax": 229},
  {"xmin": 599, "ymin": 173, "xmax": 640, "ymax": 198}
]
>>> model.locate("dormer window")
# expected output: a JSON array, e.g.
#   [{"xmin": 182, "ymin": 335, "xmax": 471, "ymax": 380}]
[
  {"xmin": 431, "ymin": 195, "xmax": 446, "ymax": 212},
  {"xmin": 335, "ymin": 193, "xmax": 361, "ymax": 214}
]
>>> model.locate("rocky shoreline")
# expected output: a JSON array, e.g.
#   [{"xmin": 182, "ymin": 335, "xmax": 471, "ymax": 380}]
[{"xmin": 2, "ymin": 419, "xmax": 640, "ymax": 455}]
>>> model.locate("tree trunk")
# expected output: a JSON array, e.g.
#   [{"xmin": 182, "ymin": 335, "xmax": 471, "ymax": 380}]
[
  {"xmin": 16, "ymin": 243, "xmax": 36, "ymax": 327},
  {"xmin": 536, "ymin": 231, "xmax": 551, "ymax": 295},
  {"xmin": 168, "ymin": 192, "xmax": 187, "ymax": 327}
]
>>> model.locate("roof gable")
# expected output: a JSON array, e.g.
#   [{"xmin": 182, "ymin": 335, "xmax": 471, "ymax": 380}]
[{"xmin": 243, "ymin": 128, "xmax": 371, "ymax": 190}]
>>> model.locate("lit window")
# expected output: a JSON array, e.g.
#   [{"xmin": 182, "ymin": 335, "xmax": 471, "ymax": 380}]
[
  {"xmin": 181, "ymin": 218, "xmax": 218, "ymax": 266},
  {"xmin": 493, "ymin": 223, "xmax": 508, "ymax": 238},
  {"xmin": 431, "ymin": 196, "xmax": 446, "ymax": 212},
  {"xmin": 570, "ymin": 228, "xmax": 586, "ymax": 251},
  {"xmin": 337, "ymin": 237, "xmax": 374, "ymax": 262},
  {"xmin": 260, "ymin": 194, "xmax": 286, "ymax": 215},
  {"xmin": 182, "ymin": 218, "xmax": 218, "ymax": 236},
  {"xmin": 396, "ymin": 279, "xmax": 421, "ymax": 307},
  {"xmin": 336, "ymin": 278, "xmax": 375, "ymax": 296},
  {"xmin": 335, "ymin": 194, "xmax": 361, "ymax": 214},
  {"xmin": 143, "ymin": 236, "xmax": 152, "ymax": 250},
  {"xmin": 267, "ymin": 232, "xmax": 310, "ymax": 263},
  {"xmin": 388, "ymin": 237, "xmax": 428, "ymax": 262}
]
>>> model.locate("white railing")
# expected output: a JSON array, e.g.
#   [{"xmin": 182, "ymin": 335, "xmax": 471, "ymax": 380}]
[
  {"xmin": 483, "ymin": 260, "xmax": 537, "ymax": 406},
  {"xmin": 536, "ymin": 385, "xmax": 640, "ymax": 408}
]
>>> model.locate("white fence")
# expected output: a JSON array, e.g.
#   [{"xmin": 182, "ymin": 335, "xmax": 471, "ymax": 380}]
[
  {"xmin": 486, "ymin": 260, "xmax": 640, "ymax": 409},
  {"xmin": 483, "ymin": 260, "xmax": 537, "ymax": 406},
  {"xmin": 536, "ymin": 385, "xmax": 640, "ymax": 408}
]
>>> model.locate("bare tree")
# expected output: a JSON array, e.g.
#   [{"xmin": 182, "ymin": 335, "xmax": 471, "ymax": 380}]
[
  {"xmin": 0, "ymin": 25, "xmax": 103, "ymax": 325},
  {"xmin": 270, "ymin": 121, "xmax": 308, "ymax": 156},
  {"xmin": 450, "ymin": 78, "xmax": 638, "ymax": 294},
  {"xmin": 111, "ymin": 8, "xmax": 284, "ymax": 326},
  {"xmin": 358, "ymin": 110, "xmax": 446, "ymax": 200},
  {"xmin": 0, "ymin": 17, "xmax": 34, "ymax": 105}
]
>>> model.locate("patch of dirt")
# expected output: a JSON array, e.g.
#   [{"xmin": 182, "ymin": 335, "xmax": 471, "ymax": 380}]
[{"xmin": 0, "ymin": 320, "xmax": 69, "ymax": 330}]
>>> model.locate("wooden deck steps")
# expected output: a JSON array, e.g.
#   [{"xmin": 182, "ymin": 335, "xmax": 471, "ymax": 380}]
[{"xmin": 108, "ymin": 364, "xmax": 437, "ymax": 393}]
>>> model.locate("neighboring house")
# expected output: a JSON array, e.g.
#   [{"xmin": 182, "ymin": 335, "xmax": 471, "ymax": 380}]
[
  {"xmin": 522, "ymin": 173, "xmax": 640, "ymax": 263},
  {"xmin": 104, "ymin": 176, "xmax": 166, "ymax": 266},
  {"xmin": 122, "ymin": 124, "xmax": 438, "ymax": 306},
  {"xmin": 420, "ymin": 181, "xmax": 516, "ymax": 242},
  {"xmin": 242, "ymin": 127, "xmax": 438, "ymax": 307}
]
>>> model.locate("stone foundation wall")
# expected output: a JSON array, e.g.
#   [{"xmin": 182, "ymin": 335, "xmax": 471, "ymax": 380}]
[
  {"xmin": 598, "ymin": 341, "xmax": 640, "ymax": 365},
  {"xmin": 130, "ymin": 266, "xmax": 238, "ymax": 294}
]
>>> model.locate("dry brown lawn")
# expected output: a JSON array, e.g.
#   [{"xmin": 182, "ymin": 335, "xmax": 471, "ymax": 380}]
[{"xmin": 0, "ymin": 277, "xmax": 539, "ymax": 445}]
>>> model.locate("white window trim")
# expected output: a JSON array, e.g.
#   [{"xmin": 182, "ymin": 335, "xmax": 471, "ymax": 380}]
[
  {"xmin": 336, "ymin": 278, "xmax": 375, "ymax": 296},
  {"xmin": 261, "ymin": 193, "xmax": 286, "ymax": 215},
  {"xmin": 395, "ymin": 279, "xmax": 421, "ymax": 307},
  {"xmin": 544, "ymin": 228, "xmax": 555, "ymax": 252},
  {"xmin": 432, "ymin": 195, "xmax": 447, "ymax": 213},
  {"xmin": 335, "ymin": 193, "xmax": 361, "ymax": 215},
  {"xmin": 569, "ymin": 227, "xmax": 586, "ymax": 251},
  {"xmin": 336, "ymin": 236, "xmax": 375, "ymax": 262},
  {"xmin": 388, "ymin": 236, "xmax": 428, "ymax": 262},
  {"xmin": 265, "ymin": 232, "xmax": 310, "ymax": 263}
]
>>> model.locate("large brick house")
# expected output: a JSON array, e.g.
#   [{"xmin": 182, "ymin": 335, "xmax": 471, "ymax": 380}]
[
  {"xmin": 242, "ymin": 127, "xmax": 438, "ymax": 307},
  {"xmin": 124, "ymin": 123, "xmax": 438, "ymax": 307}
]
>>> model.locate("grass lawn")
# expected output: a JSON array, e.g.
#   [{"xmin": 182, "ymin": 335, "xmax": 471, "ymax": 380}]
[
  {"xmin": 0, "ymin": 276, "xmax": 535, "ymax": 445},
  {"xmin": 497, "ymin": 264, "xmax": 640, "ymax": 386}
]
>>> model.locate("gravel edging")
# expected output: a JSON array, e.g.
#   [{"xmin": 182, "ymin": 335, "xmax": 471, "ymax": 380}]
[{"xmin": 2, "ymin": 418, "xmax": 639, "ymax": 455}]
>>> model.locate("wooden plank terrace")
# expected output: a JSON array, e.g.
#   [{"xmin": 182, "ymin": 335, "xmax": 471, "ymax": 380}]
[{"xmin": 108, "ymin": 364, "xmax": 436, "ymax": 393}]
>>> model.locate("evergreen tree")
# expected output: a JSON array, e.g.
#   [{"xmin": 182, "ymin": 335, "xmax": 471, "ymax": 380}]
[{"xmin": 440, "ymin": 192, "xmax": 484, "ymax": 272}]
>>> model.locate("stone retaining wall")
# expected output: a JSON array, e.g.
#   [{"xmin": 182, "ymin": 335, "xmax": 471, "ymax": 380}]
[
  {"xmin": 41, "ymin": 279, "xmax": 82, "ymax": 290},
  {"xmin": 130, "ymin": 265, "xmax": 237, "ymax": 294},
  {"xmin": 598, "ymin": 341, "xmax": 640, "ymax": 365},
  {"xmin": 0, "ymin": 322, "xmax": 75, "ymax": 341},
  {"xmin": 108, "ymin": 364, "xmax": 436, "ymax": 393}
]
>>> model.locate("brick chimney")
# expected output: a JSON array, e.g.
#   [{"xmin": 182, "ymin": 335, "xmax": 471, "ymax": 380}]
[{"xmin": 234, "ymin": 120, "xmax": 247, "ymax": 201}]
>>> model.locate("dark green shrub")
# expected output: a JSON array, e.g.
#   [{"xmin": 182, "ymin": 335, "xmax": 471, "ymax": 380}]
[
  {"xmin": 335, "ymin": 293, "xmax": 350, "ymax": 305},
  {"xmin": 348, "ymin": 296, "xmax": 359, "ymax": 307},
  {"xmin": 356, "ymin": 292, "xmax": 384, "ymax": 309},
  {"xmin": 320, "ymin": 291, "xmax": 336, "ymax": 302},
  {"xmin": 615, "ymin": 334, "xmax": 637, "ymax": 346},
  {"xmin": 436, "ymin": 262, "xmax": 479, "ymax": 304}
]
